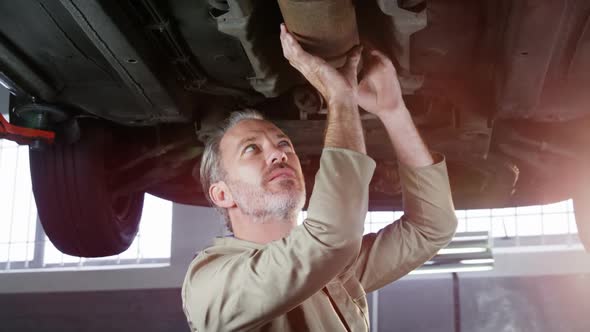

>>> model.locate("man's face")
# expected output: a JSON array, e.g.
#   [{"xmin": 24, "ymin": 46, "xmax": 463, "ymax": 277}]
[{"xmin": 218, "ymin": 119, "xmax": 306, "ymax": 220}]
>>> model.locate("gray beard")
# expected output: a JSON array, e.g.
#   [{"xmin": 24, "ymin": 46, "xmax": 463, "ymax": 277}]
[{"xmin": 226, "ymin": 177, "xmax": 305, "ymax": 222}]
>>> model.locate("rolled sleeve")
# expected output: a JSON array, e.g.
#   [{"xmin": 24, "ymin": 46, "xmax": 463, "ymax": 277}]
[
  {"xmin": 398, "ymin": 153, "xmax": 457, "ymax": 242},
  {"xmin": 354, "ymin": 153, "xmax": 458, "ymax": 292}
]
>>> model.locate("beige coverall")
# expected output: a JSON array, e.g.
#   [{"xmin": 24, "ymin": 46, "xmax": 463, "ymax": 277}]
[{"xmin": 182, "ymin": 148, "xmax": 458, "ymax": 331}]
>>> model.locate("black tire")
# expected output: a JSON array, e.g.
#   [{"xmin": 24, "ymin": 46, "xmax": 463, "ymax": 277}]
[{"xmin": 29, "ymin": 122, "xmax": 145, "ymax": 257}]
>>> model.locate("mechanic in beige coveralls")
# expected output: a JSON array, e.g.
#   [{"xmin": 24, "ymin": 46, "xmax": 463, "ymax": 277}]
[{"xmin": 181, "ymin": 24, "xmax": 458, "ymax": 331}]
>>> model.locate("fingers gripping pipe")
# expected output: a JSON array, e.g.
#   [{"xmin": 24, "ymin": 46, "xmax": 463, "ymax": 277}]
[{"xmin": 277, "ymin": 0, "xmax": 360, "ymax": 68}]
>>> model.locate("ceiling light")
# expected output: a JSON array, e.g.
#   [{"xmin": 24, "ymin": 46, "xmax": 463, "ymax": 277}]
[
  {"xmin": 409, "ymin": 265, "xmax": 493, "ymax": 275},
  {"xmin": 460, "ymin": 258, "xmax": 495, "ymax": 265},
  {"xmin": 452, "ymin": 235, "xmax": 489, "ymax": 241},
  {"xmin": 438, "ymin": 247, "xmax": 487, "ymax": 255},
  {"xmin": 412, "ymin": 232, "xmax": 494, "ymax": 275}
]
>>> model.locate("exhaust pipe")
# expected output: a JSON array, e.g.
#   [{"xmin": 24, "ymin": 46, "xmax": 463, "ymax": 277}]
[{"xmin": 277, "ymin": 0, "xmax": 360, "ymax": 68}]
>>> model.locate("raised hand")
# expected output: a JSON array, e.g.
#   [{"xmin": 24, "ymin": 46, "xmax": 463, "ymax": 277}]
[
  {"xmin": 280, "ymin": 24, "xmax": 362, "ymax": 107},
  {"xmin": 357, "ymin": 48, "xmax": 406, "ymax": 118}
]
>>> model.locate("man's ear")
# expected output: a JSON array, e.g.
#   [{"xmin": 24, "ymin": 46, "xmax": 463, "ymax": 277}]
[{"xmin": 209, "ymin": 181, "xmax": 235, "ymax": 209}]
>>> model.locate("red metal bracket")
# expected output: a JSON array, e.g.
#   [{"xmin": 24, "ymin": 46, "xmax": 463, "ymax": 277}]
[{"xmin": 0, "ymin": 112, "xmax": 55, "ymax": 145}]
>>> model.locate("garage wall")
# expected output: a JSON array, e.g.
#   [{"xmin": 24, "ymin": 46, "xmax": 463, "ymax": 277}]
[
  {"xmin": 2, "ymin": 272, "xmax": 590, "ymax": 331},
  {"xmin": 0, "ymin": 204, "xmax": 223, "ymax": 293},
  {"xmin": 0, "ymin": 204, "xmax": 589, "ymax": 331},
  {"xmin": 0, "ymin": 288, "xmax": 189, "ymax": 332},
  {"xmin": 460, "ymin": 274, "xmax": 590, "ymax": 332},
  {"xmin": 377, "ymin": 274, "xmax": 590, "ymax": 332}
]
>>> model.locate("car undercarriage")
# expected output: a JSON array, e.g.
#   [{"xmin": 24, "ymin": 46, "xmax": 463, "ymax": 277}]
[{"xmin": 1, "ymin": 0, "xmax": 589, "ymax": 256}]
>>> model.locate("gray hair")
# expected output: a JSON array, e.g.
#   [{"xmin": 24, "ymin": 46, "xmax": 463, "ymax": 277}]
[{"xmin": 198, "ymin": 110, "xmax": 265, "ymax": 231}]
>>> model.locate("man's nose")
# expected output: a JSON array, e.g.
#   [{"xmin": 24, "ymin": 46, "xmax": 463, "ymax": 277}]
[{"xmin": 268, "ymin": 148, "xmax": 288, "ymax": 165}]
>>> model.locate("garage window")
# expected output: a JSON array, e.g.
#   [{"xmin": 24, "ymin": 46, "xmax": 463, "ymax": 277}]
[
  {"xmin": 361, "ymin": 202, "xmax": 579, "ymax": 248},
  {"xmin": 298, "ymin": 202, "xmax": 579, "ymax": 248},
  {"xmin": 0, "ymin": 140, "xmax": 172, "ymax": 272}
]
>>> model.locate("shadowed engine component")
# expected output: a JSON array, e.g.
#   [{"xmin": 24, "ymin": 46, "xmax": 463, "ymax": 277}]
[
  {"xmin": 215, "ymin": 0, "xmax": 283, "ymax": 97},
  {"xmin": 376, "ymin": 0, "xmax": 427, "ymax": 94}
]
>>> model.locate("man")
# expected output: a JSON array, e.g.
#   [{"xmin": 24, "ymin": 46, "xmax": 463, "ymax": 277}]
[{"xmin": 182, "ymin": 24, "xmax": 458, "ymax": 331}]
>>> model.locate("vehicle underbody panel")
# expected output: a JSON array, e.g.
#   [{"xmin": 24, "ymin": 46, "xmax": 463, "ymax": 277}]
[{"xmin": 1, "ymin": 0, "xmax": 589, "ymax": 212}]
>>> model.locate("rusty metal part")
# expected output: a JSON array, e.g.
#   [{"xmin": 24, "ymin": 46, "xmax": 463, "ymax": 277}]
[
  {"xmin": 277, "ymin": 0, "xmax": 360, "ymax": 68},
  {"xmin": 0, "ymin": 112, "xmax": 55, "ymax": 145},
  {"xmin": 110, "ymin": 137, "xmax": 203, "ymax": 197},
  {"xmin": 489, "ymin": 118, "xmax": 590, "ymax": 180},
  {"xmin": 371, "ymin": 160, "xmax": 402, "ymax": 197},
  {"xmin": 377, "ymin": 0, "xmax": 427, "ymax": 94},
  {"xmin": 104, "ymin": 119, "xmax": 205, "ymax": 198}
]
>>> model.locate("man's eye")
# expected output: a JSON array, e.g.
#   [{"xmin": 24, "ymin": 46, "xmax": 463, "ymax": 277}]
[
  {"xmin": 278, "ymin": 140, "xmax": 291, "ymax": 148},
  {"xmin": 244, "ymin": 144, "xmax": 257, "ymax": 153}
]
